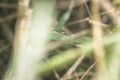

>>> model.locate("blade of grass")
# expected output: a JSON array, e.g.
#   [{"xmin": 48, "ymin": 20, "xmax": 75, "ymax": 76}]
[{"xmin": 55, "ymin": 0, "xmax": 74, "ymax": 32}]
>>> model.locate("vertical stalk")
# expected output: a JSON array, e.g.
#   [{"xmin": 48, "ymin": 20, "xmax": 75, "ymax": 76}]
[
  {"xmin": 4, "ymin": 0, "xmax": 56, "ymax": 80},
  {"xmin": 91, "ymin": 0, "xmax": 107, "ymax": 80},
  {"xmin": 108, "ymin": 1, "xmax": 120, "ymax": 80}
]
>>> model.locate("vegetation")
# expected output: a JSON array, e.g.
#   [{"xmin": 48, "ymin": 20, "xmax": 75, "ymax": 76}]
[{"xmin": 0, "ymin": 0, "xmax": 120, "ymax": 80}]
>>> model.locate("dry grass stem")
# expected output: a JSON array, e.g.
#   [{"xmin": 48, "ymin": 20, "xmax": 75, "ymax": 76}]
[
  {"xmin": 60, "ymin": 55, "xmax": 85, "ymax": 80},
  {"xmin": 91, "ymin": 0, "xmax": 107, "ymax": 80},
  {"xmin": 46, "ymin": 29, "xmax": 89, "ymax": 52},
  {"xmin": 0, "ymin": 13, "xmax": 17, "ymax": 23}
]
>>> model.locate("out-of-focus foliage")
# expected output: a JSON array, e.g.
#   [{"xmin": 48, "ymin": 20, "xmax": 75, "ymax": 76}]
[{"xmin": 0, "ymin": 0, "xmax": 120, "ymax": 80}]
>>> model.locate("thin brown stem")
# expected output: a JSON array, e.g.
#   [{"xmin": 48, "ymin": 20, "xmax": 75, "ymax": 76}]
[{"xmin": 60, "ymin": 55, "xmax": 85, "ymax": 80}]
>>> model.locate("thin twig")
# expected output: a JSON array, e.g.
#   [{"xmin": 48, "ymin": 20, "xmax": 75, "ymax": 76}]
[
  {"xmin": 99, "ymin": 0, "xmax": 120, "ymax": 27},
  {"xmin": 66, "ymin": 8, "xmax": 115, "ymax": 26},
  {"xmin": 53, "ymin": 69, "xmax": 60, "ymax": 80},
  {"xmin": 0, "ymin": 13, "xmax": 17, "ymax": 23},
  {"xmin": 0, "ymin": 14, "xmax": 14, "ymax": 43},
  {"xmin": 46, "ymin": 29, "xmax": 89, "ymax": 52},
  {"xmin": 73, "ymin": 71, "xmax": 93, "ymax": 78},
  {"xmin": 82, "ymin": 0, "xmax": 92, "ymax": 16},
  {"xmin": 79, "ymin": 56, "xmax": 103, "ymax": 80},
  {"xmin": 0, "ymin": 3, "xmax": 17, "ymax": 9},
  {"xmin": 60, "ymin": 55, "xmax": 85, "ymax": 80}
]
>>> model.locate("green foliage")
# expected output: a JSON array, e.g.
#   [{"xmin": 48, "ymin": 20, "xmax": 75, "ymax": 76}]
[
  {"xmin": 114, "ymin": 1, "xmax": 120, "ymax": 15},
  {"xmin": 36, "ymin": 33, "xmax": 120, "ymax": 75},
  {"xmin": 1, "ymin": 0, "xmax": 120, "ymax": 80},
  {"xmin": 49, "ymin": 31, "xmax": 68, "ymax": 41},
  {"xmin": 55, "ymin": 0, "xmax": 74, "ymax": 32},
  {"xmin": 69, "ymin": 36, "xmax": 92, "ymax": 44},
  {"xmin": 49, "ymin": 0, "xmax": 74, "ymax": 42}
]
